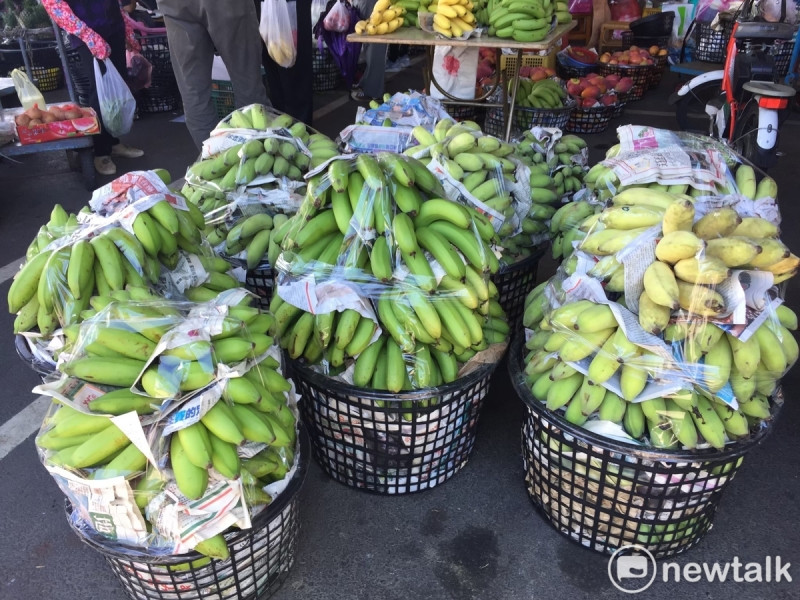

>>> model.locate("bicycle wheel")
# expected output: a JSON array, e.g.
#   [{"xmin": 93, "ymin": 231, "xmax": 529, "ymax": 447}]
[
  {"xmin": 674, "ymin": 80, "xmax": 724, "ymax": 133},
  {"xmin": 732, "ymin": 99, "xmax": 778, "ymax": 170}
]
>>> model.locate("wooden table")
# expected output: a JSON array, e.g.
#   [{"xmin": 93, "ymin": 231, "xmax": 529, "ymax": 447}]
[{"xmin": 348, "ymin": 22, "xmax": 576, "ymax": 141}]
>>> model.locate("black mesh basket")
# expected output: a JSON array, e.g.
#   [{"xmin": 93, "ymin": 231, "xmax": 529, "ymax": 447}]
[
  {"xmin": 694, "ymin": 18, "xmax": 735, "ymax": 63},
  {"xmin": 565, "ymin": 103, "xmax": 619, "ymax": 134},
  {"xmin": 288, "ymin": 358, "xmax": 497, "ymax": 495},
  {"xmin": 64, "ymin": 426, "xmax": 310, "ymax": 600},
  {"xmin": 483, "ymin": 106, "xmax": 507, "ymax": 138},
  {"xmin": 312, "ymin": 47, "xmax": 342, "ymax": 92},
  {"xmin": 65, "ymin": 47, "xmax": 92, "ymax": 106},
  {"xmin": 508, "ymin": 337, "xmax": 776, "ymax": 559},
  {"xmin": 222, "ymin": 256, "xmax": 274, "ymax": 311},
  {"xmin": 512, "ymin": 99, "xmax": 576, "ymax": 131},
  {"xmin": 15, "ymin": 333, "xmax": 56, "ymax": 380},
  {"xmin": 493, "ymin": 244, "xmax": 547, "ymax": 327},
  {"xmin": 772, "ymin": 39, "xmax": 795, "ymax": 78},
  {"xmin": 596, "ymin": 63, "xmax": 653, "ymax": 101},
  {"xmin": 441, "ymin": 102, "xmax": 486, "ymax": 127},
  {"xmin": 136, "ymin": 34, "xmax": 180, "ymax": 113},
  {"xmin": 556, "ymin": 61, "xmax": 598, "ymax": 80}
]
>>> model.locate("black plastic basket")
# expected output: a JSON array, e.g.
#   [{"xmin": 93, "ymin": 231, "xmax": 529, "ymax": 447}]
[
  {"xmin": 136, "ymin": 34, "xmax": 180, "ymax": 113},
  {"xmin": 694, "ymin": 18, "xmax": 735, "ymax": 63},
  {"xmin": 223, "ymin": 256, "xmax": 274, "ymax": 311},
  {"xmin": 65, "ymin": 426, "xmax": 310, "ymax": 600},
  {"xmin": 441, "ymin": 102, "xmax": 486, "ymax": 127},
  {"xmin": 64, "ymin": 47, "xmax": 92, "ymax": 106},
  {"xmin": 0, "ymin": 40, "xmax": 60, "ymax": 76},
  {"xmin": 512, "ymin": 99, "xmax": 576, "ymax": 131},
  {"xmin": 508, "ymin": 337, "xmax": 775, "ymax": 559},
  {"xmin": 773, "ymin": 39, "xmax": 795, "ymax": 78},
  {"xmin": 493, "ymin": 245, "xmax": 547, "ymax": 326},
  {"xmin": 565, "ymin": 102, "xmax": 619, "ymax": 134},
  {"xmin": 289, "ymin": 358, "xmax": 497, "ymax": 494},
  {"xmin": 312, "ymin": 47, "xmax": 342, "ymax": 92},
  {"xmin": 483, "ymin": 106, "xmax": 507, "ymax": 138},
  {"xmin": 596, "ymin": 63, "xmax": 653, "ymax": 101},
  {"xmin": 555, "ymin": 60, "xmax": 598, "ymax": 80},
  {"xmin": 15, "ymin": 333, "xmax": 56, "ymax": 380}
]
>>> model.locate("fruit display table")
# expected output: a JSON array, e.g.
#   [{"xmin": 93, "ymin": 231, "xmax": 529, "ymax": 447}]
[{"xmin": 347, "ymin": 22, "xmax": 576, "ymax": 141}]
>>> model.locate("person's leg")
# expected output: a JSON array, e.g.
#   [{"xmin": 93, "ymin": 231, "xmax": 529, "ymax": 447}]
[
  {"xmin": 359, "ymin": 42, "xmax": 386, "ymax": 99},
  {"xmin": 70, "ymin": 42, "xmax": 114, "ymax": 157},
  {"xmin": 159, "ymin": 0, "xmax": 218, "ymax": 149},
  {"xmin": 206, "ymin": 0, "xmax": 268, "ymax": 109}
]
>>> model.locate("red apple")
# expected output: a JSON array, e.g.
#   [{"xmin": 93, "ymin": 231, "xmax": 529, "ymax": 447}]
[
  {"xmin": 604, "ymin": 73, "xmax": 620, "ymax": 86},
  {"xmin": 582, "ymin": 98, "xmax": 597, "ymax": 108},
  {"xmin": 600, "ymin": 94, "xmax": 617, "ymax": 106}
]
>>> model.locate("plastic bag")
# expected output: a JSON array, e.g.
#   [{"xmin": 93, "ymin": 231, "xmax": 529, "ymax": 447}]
[
  {"xmin": 94, "ymin": 58, "xmax": 136, "ymax": 138},
  {"xmin": 568, "ymin": 0, "xmax": 592, "ymax": 14},
  {"xmin": 429, "ymin": 46, "xmax": 479, "ymax": 101},
  {"xmin": 10, "ymin": 68, "xmax": 45, "ymax": 112},
  {"xmin": 126, "ymin": 50, "xmax": 153, "ymax": 93},
  {"xmin": 261, "ymin": 0, "xmax": 297, "ymax": 68},
  {"xmin": 324, "ymin": 0, "xmax": 351, "ymax": 32}
]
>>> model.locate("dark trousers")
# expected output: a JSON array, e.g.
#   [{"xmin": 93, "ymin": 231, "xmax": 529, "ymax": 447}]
[
  {"xmin": 69, "ymin": 30, "xmax": 126, "ymax": 156},
  {"xmin": 256, "ymin": 0, "xmax": 313, "ymax": 125}
]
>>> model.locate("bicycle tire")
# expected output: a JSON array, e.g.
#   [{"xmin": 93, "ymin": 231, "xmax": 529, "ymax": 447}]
[
  {"xmin": 733, "ymin": 99, "xmax": 773, "ymax": 170},
  {"xmin": 674, "ymin": 79, "xmax": 724, "ymax": 133}
]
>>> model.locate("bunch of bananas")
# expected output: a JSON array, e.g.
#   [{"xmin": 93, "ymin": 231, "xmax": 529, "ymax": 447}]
[
  {"xmin": 8, "ymin": 199, "xmax": 210, "ymax": 335},
  {"xmin": 515, "ymin": 78, "xmax": 569, "ymax": 110},
  {"xmin": 522, "ymin": 286, "xmax": 797, "ymax": 448},
  {"xmin": 185, "ymin": 134, "xmax": 313, "ymax": 198},
  {"xmin": 393, "ymin": 0, "xmax": 420, "ymax": 27},
  {"xmin": 37, "ymin": 404, "xmax": 149, "ymax": 476},
  {"xmin": 166, "ymin": 359, "xmax": 296, "ymax": 502},
  {"xmin": 487, "ymin": 0, "xmax": 557, "ymax": 42},
  {"xmin": 204, "ymin": 212, "xmax": 290, "ymax": 271},
  {"xmin": 271, "ymin": 153, "xmax": 509, "ymax": 389},
  {"xmin": 354, "ymin": 0, "xmax": 406, "ymax": 35},
  {"xmin": 472, "ymin": 0, "xmax": 489, "ymax": 25},
  {"xmin": 429, "ymin": 0, "xmax": 476, "ymax": 38},
  {"xmin": 515, "ymin": 132, "xmax": 588, "ymax": 198},
  {"xmin": 23, "ymin": 203, "xmax": 79, "ymax": 260},
  {"xmin": 549, "ymin": 199, "xmax": 600, "ymax": 260},
  {"xmin": 586, "ymin": 157, "xmax": 779, "ymax": 203}
]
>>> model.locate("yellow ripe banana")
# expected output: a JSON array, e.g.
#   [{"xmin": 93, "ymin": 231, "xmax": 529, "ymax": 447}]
[
  {"xmin": 746, "ymin": 238, "xmax": 790, "ymax": 269},
  {"xmin": 437, "ymin": 4, "xmax": 459, "ymax": 18},
  {"xmin": 638, "ymin": 291, "xmax": 671, "ymax": 335},
  {"xmin": 600, "ymin": 205, "xmax": 664, "ymax": 230},
  {"xmin": 655, "ymin": 230, "xmax": 705, "ymax": 264},
  {"xmin": 661, "ymin": 198, "xmax": 695, "ymax": 235},
  {"xmin": 612, "ymin": 188, "xmax": 677, "ymax": 210},
  {"xmin": 643, "ymin": 260, "xmax": 680, "ymax": 310},
  {"xmin": 732, "ymin": 217, "xmax": 779, "ymax": 239},
  {"xmin": 705, "ymin": 236, "xmax": 762, "ymax": 267},
  {"xmin": 676, "ymin": 280, "xmax": 725, "ymax": 317},
  {"xmin": 574, "ymin": 303, "xmax": 618, "ymax": 333},
  {"xmin": 673, "ymin": 256, "xmax": 730, "ymax": 285},
  {"xmin": 692, "ymin": 207, "xmax": 741, "ymax": 239}
]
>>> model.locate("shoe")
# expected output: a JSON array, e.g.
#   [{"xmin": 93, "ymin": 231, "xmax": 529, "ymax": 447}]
[
  {"xmin": 111, "ymin": 143, "xmax": 144, "ymax": 158},
  {"xmin": 385, "ymin": 60, "xmax": 402, "ymax": 73},
  {"xmin": 94, "ymin": 156, "xmax": 117, "ymax": 176},
  {"xmin": 351, "ymin": 88, "xmax": 377, "ymax": 103}
]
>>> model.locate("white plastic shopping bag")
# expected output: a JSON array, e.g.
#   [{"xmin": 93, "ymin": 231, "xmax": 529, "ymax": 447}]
[
  {"xmin": 93, "ymin": 58, "xmax": 136, "ymax": 137},
  {"xmin": 429, "ymin": 46, "xmax": 479, "ymax": 101},
  {"xmin": 261, "ymin": 0, "xmax": 297, "ymax": 68}
]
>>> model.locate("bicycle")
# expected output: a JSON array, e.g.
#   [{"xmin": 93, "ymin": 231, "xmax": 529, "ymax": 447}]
[{"xmin": 670, "ymin": 0, "xmax": 798, "ymax": 169}]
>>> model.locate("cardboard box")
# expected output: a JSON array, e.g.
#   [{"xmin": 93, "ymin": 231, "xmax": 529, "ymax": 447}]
[{"xmin": 12, "ymin": 102, "xmax": 100, "ymax": 145}]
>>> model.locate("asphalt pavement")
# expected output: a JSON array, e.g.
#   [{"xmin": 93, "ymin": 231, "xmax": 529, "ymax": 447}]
[{"xmin": 0, "ymin": 61, "xmax": 798, "ymax": 600}]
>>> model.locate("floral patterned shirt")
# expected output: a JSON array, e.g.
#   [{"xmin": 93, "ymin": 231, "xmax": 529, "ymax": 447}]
[{"xmin": 41, "ymin": 0, "xmax": 140, "ymax": 59}]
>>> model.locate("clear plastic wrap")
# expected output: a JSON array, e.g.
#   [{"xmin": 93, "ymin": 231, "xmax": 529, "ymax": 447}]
[
  {"xmin": 270, "ymin": 153, "xmax": 510, "ymax": 390},
  {"xmin": 33, "ymin": 296, "xmax": 302, "ymax": 557},
  {"xmin": 518, "ymin": 135, "xmax": 797, "ymax": 451}
]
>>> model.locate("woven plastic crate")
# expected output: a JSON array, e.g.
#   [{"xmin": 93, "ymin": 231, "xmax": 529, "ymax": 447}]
[
  {"xmin": 25, "ymin": 65, "xmax": 63, "ymax": 91},
  {"xmin": 137, "ymin": 34, "xmax": 180, "ymax": 113},
  {"xmin": 694, "ymin": 18, "xmax": 734, "ymax": 63},
  {"xmin": 312, "ymin": 47, "xmax": 341, "ymax": 92},
  {"xmin": 212, "ymin": 79, "xmax": 235, "ymax": 120},
  {"xmin": 483, "ymin": 106, "xmax": 507, "ymax": 138},
  {"xmin": 556, "ymin": 60, "xmax": 598, "ymax": 80},
  {"xmin": 289, "ymin": 358, "xmax": 497, "ymax": 495},
  {"xmin": 65, "ymin": 427, "xmax": 310, "ymax": 600},
  {"xmin": 565, "ymin": 102, "xmax": 618, "ymax": 134},
  {"xmin": 596, "ymin": 63, "xmax": 653, "ymax": 101},
  {"xmin": 508, "ymin": 337, "xmax": 776, "ymax": 559},
  {"xmin": 493, "ymin": 245, "xmax": 547, "ymax": 327},
  {"xmin": 773, "ymin": 39, "xmax": 795, "ymax": 78},
  {"xmin": 500, "ymin": 50, "xmax": 556, "ymax": 73}
]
